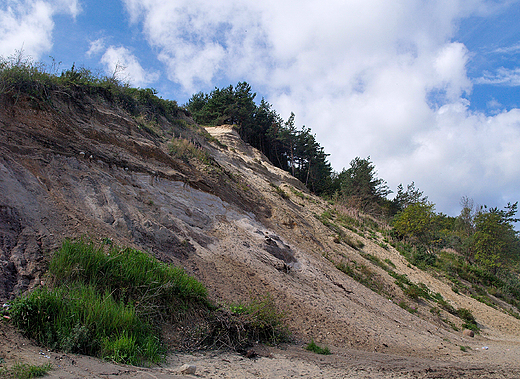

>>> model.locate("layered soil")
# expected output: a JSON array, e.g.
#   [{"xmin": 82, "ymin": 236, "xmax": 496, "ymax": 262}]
[{"xmin": 1, "ymin": 93, "xmax": 519, "ymax": 377}]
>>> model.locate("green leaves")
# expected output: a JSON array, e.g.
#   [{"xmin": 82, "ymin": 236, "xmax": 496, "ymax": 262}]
[
  {"xmin": 471, "ymin": 203, "xmax": 519, "ymax": 273},
  {"xmin": 186, "ymin": 83, "xmax": 334, "ymax": 195},
  {"xmin": 336, "ymin": 157, "xmax": 391, "ymax": 213},
  {"xmin": 392, "ymin": 202, "xmax": 436, "ymax": 246}
]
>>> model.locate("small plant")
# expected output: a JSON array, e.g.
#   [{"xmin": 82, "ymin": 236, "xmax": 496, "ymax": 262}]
[
  {"xmin": 9, "ymin": 238, "xmax": 210, "ymax": 365},
  {"xmin": 213, "ymin": 294, "xmax": 289, "ymax": 349},
  {"xmin": 398, "ymin": 300, "xmax": 417, "ymax": 314},
  {"xmin": 457, "ymin": 308, "xmax": 479, "ymax": 332},
  {"xmin": 460, "ymin": 345, "xmax": 471, "ymax": 352},
  {"xmin": 168, "ymin": 138, "xmax": 211, "ymax": 165},
  {"xmin": 436, "ymin": 296, "xmax": 457, "ymax": 315},
  {"xmin": 290, "ymin": 188, "xmax": 307, "ymax": 199},
  {"xmin": 345, "ymin": 236, "xmax": 365, "ymax": 250},
  {"xmin": 378, "ymin": 242, "xmax": 389, "ymax": 250},
  {"xmin": 452, "ymin": 286, "xmax": 460, "ymax": 294},
  {"xmin": 384, "ymin": 258, "xmax": 396, "ymax": 268},
  {"xmin": 1, "ymin": 362, "xmax": 52, "ymax": 379},
  {"xmin": 305, "ymin": 339, "xmax": 331, "ymax": 355},
  {"xmin": 270, "ymin": 183, "xmax": 289, "ymax": 199}
]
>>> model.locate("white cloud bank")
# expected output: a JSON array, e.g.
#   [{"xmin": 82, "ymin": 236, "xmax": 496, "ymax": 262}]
[
  {"xmin": 1, "ymin": 0, "xmax": 518, "ymax": 216},
  {"xmin": 121, "ymin": 0, "xmax": 520, "ymax": 215},
  {"xmin": 0, "ymin": 0, "xmax": 80, "ymax": 59}
]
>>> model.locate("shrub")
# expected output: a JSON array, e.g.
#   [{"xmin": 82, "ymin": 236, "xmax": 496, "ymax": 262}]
[
  {"xmin": 229, "ymin": 294, "xmax": 290, "ymax": 345},
  {"xmin": 305, "ymin": 339, "xmax": 331, "ymax": 355},
  {"xmin": 10, "ymin": 238, "xmax": 210, "ymax": 365},
  {"xmin": 0, "ymin": 362, "xmax": 52, "ymax": 379},
  {"xmin": 168, "ymin": 138, "xmax": 211, "ymax": 165},
  {"xmin": 457, "ymin": 308, "xmax": 479, "ymax": 332},
  {"xmin": 270, "ymin": 183, "xmax": 289, "ymax": 199}
]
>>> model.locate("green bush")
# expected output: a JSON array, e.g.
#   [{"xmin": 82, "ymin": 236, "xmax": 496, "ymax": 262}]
[
  {"xmin": 305, "ymin": 339, "xmax": 331, "ymax": 355},
  {"xmin": 457, "ymin": 308, "xmax": 479, "ymax": 332},
  {"xmin": 9, "ymin": 238, "xmax": 211, "ymax": 365},
  {"xmin": 0, "ymin": 362, "xmax": 52, "ymax": 379},
  {"xmin": 229, "ymin": 294, "xmax": 290, "ymax": 345}
]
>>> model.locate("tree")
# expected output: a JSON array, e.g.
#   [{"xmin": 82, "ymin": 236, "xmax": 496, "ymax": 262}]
[
  {"xmin": 185, "ymin": 83, "xmax": 334, "ymax": 195},
  {"xmin": 392, "ymin": 202, "xmax": 436, "ymax": 249},
  {"xmin": 472, "ymin": 202, "xmax": 519, "ymax": 273},
  {"xmin": 337, "ymin": 157, "xmax": 391, "ymax": 212},
  {"xmin": 278, "ymin": 112, "xmax": 297, "ymax": 176},
  {"xmin": 393, "ymin": 182, "xmax": 428, "ymax": 211}
]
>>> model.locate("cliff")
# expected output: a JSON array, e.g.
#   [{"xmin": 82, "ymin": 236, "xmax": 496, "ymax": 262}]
[{"xmin": 1, "ymin": 87, "xmax": 520, "ymax": 377}]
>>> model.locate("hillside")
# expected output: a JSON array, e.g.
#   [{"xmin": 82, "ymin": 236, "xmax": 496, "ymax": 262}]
[{"xmin": 1, "ymin": 85, "xmax": 520, "ymax": 378}]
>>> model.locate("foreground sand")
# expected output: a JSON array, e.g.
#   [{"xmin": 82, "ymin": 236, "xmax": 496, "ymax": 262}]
[{"xmin": 2, "ymin": 322, "xmax": 520, "ymax": 379}]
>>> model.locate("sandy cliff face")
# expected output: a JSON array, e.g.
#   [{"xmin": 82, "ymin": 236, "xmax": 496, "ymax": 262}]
[{"xmin": 1, "ymin": 91, "xmax": 520, "ymax": 368}]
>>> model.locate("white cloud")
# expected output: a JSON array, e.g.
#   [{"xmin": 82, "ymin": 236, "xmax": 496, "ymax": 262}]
[
  {"xmin": 0, "ymin": 0, "xmax": 80, "ymax": 59},
  {"xmin": 86, "ymin": 38, "xmax": 105, "ymax": 58},
  {"xmin": 120, "ymin": 0, "xmax": 520, "ymax": 215},
  {"xmin": 491, "ymin": 42, "xmax": 520, "ymax": 55},
  {"xmin": 100, "ymin": 46, "xmax": 159, "ymax": 87},
  {"xmin": 475, "ymin": 67, "xmax": 520, "ymax": 86}
]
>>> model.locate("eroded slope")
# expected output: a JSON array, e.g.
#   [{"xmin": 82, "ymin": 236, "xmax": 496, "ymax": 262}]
[{"xmin": 0, "ymin": 93, "xmax": 519, "ymax": 369}]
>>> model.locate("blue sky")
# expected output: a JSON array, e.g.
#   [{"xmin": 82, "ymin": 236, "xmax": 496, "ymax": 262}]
[{"xmin": 2, "ymin": 0, "xmax": 520, "ymax": 218}]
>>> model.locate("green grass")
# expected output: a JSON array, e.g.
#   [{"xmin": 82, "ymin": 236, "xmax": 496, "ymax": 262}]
[
  {"xmin": 49, "ymin": 238, "xmax": 208, "ymax": 309},
  {"xmin": 0, "ymin": 363, "xmax": 52, "ymax": 379},
  {"xmin": 457, "ymin": 308, "xmax": 479, "ymax": 332},
  {"xmin": 9, "ymin": 238, "xmax": 289, "ymax": 364},
  {"xmin": 270, "ymin": 183, "xmax": 289, "ymax": 199},
  {"xmin": 228, "ymin": 294, "xmax": 290, "ymax": 346},
  {"xmin": 0, "ymin": 53, "xmax": 180, "ymax": 122},
  {"xmin": 10, "ymin": 238, "xmax": 210, "ymax": 365},
  {"xmin": 168, "ymin": 138, "xmax": 211, "ymax": 165},
  {"xmin": 336, "ymin": 260, "xmax": 387, "ymax": 296},
  {"xmin": 305, "ymin": 339, "xmax": 331, "ymax": 355}
]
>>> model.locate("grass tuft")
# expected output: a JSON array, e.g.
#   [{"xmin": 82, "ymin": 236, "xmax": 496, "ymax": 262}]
[
  {"xmin": 305, "ymin": 339, "xmax": 331, "ymax": 355},
  {"xmin": 0, "ymin": 363, "xmax": 52, "ymax": 379},
  {"xmin": 10, "ymin": 238, "xmax": 210, "ymax": 365},
  {"xmin": 9, "ymin": 238, "xmax": 290, "ymax": 364}
]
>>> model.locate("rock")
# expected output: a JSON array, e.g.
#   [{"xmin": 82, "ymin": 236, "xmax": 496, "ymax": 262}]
[
  {"xmin": 178, "ymin": 364, "xmax": 196, "ymax": 375},
  {"xmin": 463, "ymin": 329, "xmax": 475, "ymax": 337}
]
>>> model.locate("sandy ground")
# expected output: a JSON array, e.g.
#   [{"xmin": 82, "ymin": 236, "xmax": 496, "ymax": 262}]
[{"xmin": 2, "ymin": 321, "xmax": 520, "ymax": 379}]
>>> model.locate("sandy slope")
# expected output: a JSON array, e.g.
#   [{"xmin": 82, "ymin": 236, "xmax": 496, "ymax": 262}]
[{"xmin": 1, "ymin": 96, "xmax": 520, "ymax": 377}]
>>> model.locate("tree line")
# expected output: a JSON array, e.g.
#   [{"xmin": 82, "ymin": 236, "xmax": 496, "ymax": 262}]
[
  {"xmin": 186, "ymin": 81, "xmax": 520, "ymax": 276},
  {"xmin": 186, "ymin": 82, "xmax": 334, "ymax": 194}
]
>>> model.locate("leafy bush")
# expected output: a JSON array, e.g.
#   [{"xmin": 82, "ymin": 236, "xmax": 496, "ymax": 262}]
[
  {"xmin": 457, "ymin": 308, "xmax": 479, "ymax": 332},
  {"xmin": 228, "ymin": 294, "xmax": 290, "ymax": 346},
  {"xmin": 411, "ymin": 247, "xmax": 437, "ymax": 268}
]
